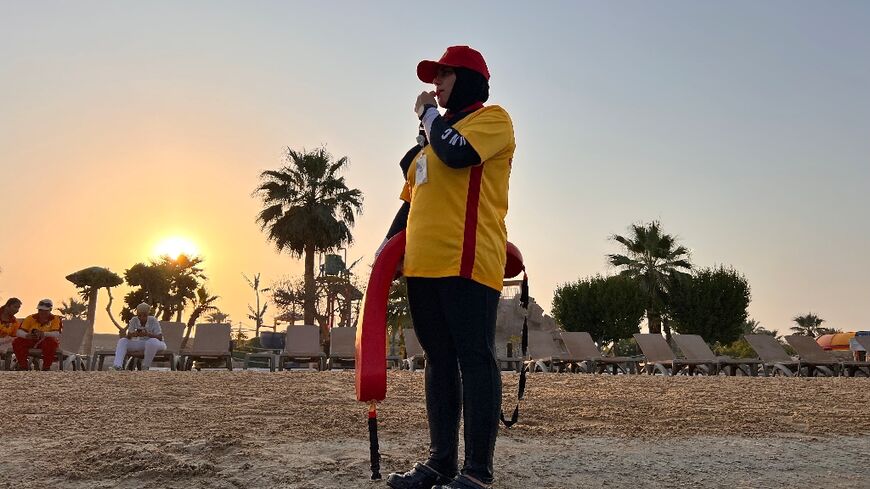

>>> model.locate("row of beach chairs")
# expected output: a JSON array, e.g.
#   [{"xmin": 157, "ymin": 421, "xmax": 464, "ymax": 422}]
[
  {"xmin": 0, "ymin": 321, "xmax": 365, "ymax": 372},
  {"xmin": 522, "ymin": 330, "xmax": 870, "ymax": 377},
  {"xmin": 4, "ymin": 320, "xmax": 868, "ymax": 377}
]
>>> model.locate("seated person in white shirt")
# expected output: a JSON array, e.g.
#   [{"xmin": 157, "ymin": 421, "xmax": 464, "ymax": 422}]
[{"xmin": 112, "ymin": 302, "xmax": 167, "ymax": 371}]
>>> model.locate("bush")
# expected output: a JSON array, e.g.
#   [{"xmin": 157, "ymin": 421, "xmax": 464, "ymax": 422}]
[
  {"xmin": 669, "ymin": 266, "xmax": 751, "ymax": 345},
  {"xmin": 552, "ymin": 275, "xmax": 646, "ymax": 345}
]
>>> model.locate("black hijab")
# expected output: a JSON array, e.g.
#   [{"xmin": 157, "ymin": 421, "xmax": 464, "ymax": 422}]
[{"xmin": 444, "ymin": 67, "xmax": 489, "ymax": 117}]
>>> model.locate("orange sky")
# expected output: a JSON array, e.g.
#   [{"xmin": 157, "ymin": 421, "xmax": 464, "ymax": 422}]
[{"xmin": 2, "ymin": 2, "xmax": 869, "ymax": 336}]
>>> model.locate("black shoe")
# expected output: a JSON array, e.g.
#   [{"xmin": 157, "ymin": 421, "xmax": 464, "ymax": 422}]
[
  {"xmin": 433, "ymin": 475, "xmax": 491, "ymax": 489},
  {"xmin": 386, "ymin": 462, "xmax": 455, "ymax": 489}
]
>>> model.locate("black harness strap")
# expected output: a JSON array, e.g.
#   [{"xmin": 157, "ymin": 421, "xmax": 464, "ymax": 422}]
[{"xmin": 500, "ymin": 270, "xmax": 528, "ymax": 428}]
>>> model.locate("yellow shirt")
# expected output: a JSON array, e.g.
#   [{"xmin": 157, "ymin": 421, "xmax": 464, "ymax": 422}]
[
  {"xmin": 0, "ymin": 310, "xmax": 19, "ymax": 338},
  {"xmin": 20, "ymin": 314, "xmax": 63, "ymax": 334},
  {"xmin": 401, "ymin": 105, "xmax": 515, "ymax": 291}
]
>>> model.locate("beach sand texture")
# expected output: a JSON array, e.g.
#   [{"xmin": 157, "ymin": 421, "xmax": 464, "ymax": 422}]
[{"xmin": 1, "ymin": 371, "xmax": 868, "ymax": 488}]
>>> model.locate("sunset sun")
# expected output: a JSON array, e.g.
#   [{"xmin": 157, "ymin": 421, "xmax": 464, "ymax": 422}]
[{"xmin": 153, "ymin": 236, "xmax": 200, "ymax": 259}]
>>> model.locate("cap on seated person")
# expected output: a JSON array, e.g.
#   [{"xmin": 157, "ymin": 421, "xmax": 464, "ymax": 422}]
[
  {"xmin": 37, "ymin": 299, "xmax": 53, "ymax": 311},
  {"xmin": 136, "ymin": 303, "xmax": 152, "ymax": 314}
]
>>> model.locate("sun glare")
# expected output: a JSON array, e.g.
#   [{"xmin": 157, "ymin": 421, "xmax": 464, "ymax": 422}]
[{"xmin": 154, "ymin": 236, "xmax": 200, "ymax": 260}]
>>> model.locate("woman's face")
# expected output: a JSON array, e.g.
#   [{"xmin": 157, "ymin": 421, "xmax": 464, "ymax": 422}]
[
  {"xmin": 433, "ymin": 66, "xmax": 456, "ymax": 108},
  {"xmin": 137, "ymin": 311, "xmax": 148, "ymax": 322},
  {"xmin": 5, "ymin": 302, "xmax": 20, "ymax": 315}
]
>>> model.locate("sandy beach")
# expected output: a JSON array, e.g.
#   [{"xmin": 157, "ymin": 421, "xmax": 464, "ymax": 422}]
[{"xmin": 1, "ymin": 371, "xmax": 868, "ymax": 488}]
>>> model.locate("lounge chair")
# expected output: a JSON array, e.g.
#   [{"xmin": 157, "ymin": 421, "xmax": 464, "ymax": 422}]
[
  {"xmin": 743, "ymin": 334, "xmax": 814, "ymax": 376},
  {"xmin": 91, "ymin": 321, "xmax": 185, "ymax": 371},
  {"xmin": 326, "ymin": 326, "xmax": 356, "ymax": 370},
  {"xmin": 672, "ymin": 334, "xmax": 763, "ymax": 376},
  {"xmin": 57, "ymin": 319, "xmax": 89, "ymax": 370},
  {"xmin": 179, "ymin": 323, "xmax": 233, "ymax": 371},
  {"xmin": 854, "ymin": 335, "xmax": 870, "ymax": 366},
  {"xmin": 497, "ymin": 343, "xmax": 523, "ymax": 372},
  {"xmin": 525, "ymin": 330, "xmax": 566, "ymax": 373},
  {"xmin": 7, "ymin": 318, "xmax": 89, "ymax": 371},
  {"xmin": 127, "ymin": 322, "xmax": 185, "ymax": 370},
  {"xmin": 1, "ymin": 342, "xmax": 16, "ymax": 370},
  {"xmin": 403, "ymin": 328, "xmax": 426, "ymax": 371},
  {"xmin": 633, "ymin": 333, "xmax": 716, "ymax": 375},
  {"xmin": 785, "ymin": 335, "xmax": 870, "ymax": 377},
  {"xmin": 559, "ymin": 331, "xmax": 640, "ymax": 374},
  {"xmin": 274, "ymin": 325, "xmax": 326, "ymax": 371}
]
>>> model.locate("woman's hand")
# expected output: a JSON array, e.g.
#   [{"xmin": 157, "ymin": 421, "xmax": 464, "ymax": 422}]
[{"xmin": 415, "ymin": 91, "xmax": 436, "ymax": 116}]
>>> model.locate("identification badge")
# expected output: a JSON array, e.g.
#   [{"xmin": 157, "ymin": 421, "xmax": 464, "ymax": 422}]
[{"xmin": 415, "ymin": 153, "xmax": 428, "ymax": 185}]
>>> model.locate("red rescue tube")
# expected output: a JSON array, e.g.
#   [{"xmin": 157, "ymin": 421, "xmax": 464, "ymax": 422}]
[
  {"xmin": 355, "ymin": 232, "xmax": 524, "ymax": 402},
  {"xmin": 355, "ymin": 230, "xmax": 407, "ymax": 402}
]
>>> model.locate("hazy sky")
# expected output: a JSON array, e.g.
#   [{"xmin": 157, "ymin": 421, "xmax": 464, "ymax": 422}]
[{"xmin": 1, "ymin": 1, "xmax": 868, "ymax": 335}]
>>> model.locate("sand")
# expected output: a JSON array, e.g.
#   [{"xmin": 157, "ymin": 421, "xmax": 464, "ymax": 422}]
[{"xmin": 1, "ymin": 371, "xmax": 868, "ymax": 488}]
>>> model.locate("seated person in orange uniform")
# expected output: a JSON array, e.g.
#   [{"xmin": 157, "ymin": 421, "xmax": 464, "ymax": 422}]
[
  {"xmin": 0, "ymin": 298, "xmax": 22, "ymax": 347},
  {"xmin": 13, "ymin": 298, "xmax": 62, "ymax": 370}
]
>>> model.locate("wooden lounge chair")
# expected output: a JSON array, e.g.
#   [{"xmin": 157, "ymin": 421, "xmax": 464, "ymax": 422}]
[
  {"xmin": 633, "ymin": 333, "xmax": 716, "ymax": 376},
  {"xmin": 179, "ymin": 323, "xmax": 233, "ymax": 371},
  {"xmin": 327, "ymin": 327, "xmax": 356, "ymax": 370},
  {"xmin": 402, "ymin": 328, "xmax": 426, "ymax": 371},
  {"xmin": 672, "ymin": 334, "xmax": 763, "ymax": 376},
  {"xmin": 559, "ymin": 331, "xmax": 640, "ymax": 374},
  {"xmin": 525, "ymin": 330, "xmax": 566, "ymax": 373},
  {"xmin": 785, "ymin": 335, "xmax": 870, "ymax": 377}
]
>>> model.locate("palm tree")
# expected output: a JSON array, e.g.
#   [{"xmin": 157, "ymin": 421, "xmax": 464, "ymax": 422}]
[
  {"xmin": 58, "ymin": 297, "xmax": 88, "ymax": 320},
  {"xmin": 743, "ymin": 319, "xmax": 780, "ymax": 339},
  {"xmin": 607, "ymin": 221, "xmax": 692, "ymax": 337},
  {"xmin": 790, "ymin": 313, "xmax": 838, "ymax": 337},
  {"xmin": 207, "ymin": 311, "xmax": 231, "ymax": 324},
  {"xmin": 386, "ymin": 278, "xmax": 411, "ymax": 357},
  {"xmin": 255, "ymin": 147, "xmax": 363, "ymax": 327},
  {"xmin": 181, "ymin": 286, "xmax": 220, "ymax": 350},
  {"xmin": 243, "ymin": 273, "xmax": 270, "ymax": 338}
]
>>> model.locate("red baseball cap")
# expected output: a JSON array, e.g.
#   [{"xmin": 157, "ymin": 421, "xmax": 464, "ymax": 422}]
[{"xmin": 417, "ymin": 45, "xmax": 490, "ymax": 83}]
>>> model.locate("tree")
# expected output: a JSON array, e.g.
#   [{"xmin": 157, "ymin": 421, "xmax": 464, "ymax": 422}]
[
  {"xmin": 58, "ymin": 297, "xmax": 87, "ymax": 320},
  {"xmin": 181, "ymin": 286, "xmax": 220, "ymax": 350},
  {"xmin": 387, "ymin": 278, "xmax": 412, "ymax": 356},
  {"xmin": 740, "ymin": 319, "xmax": 782, "ymax": 340},
  {"xmin": 233, "ymin": 322, "xmax": 249, "ymax": 343},
  {"xmin": 272, "ymin": 277, "xmax": 306, "ymax": 321},
  {"xmin": 122, "ymin": 255, "xmax": 206, "ymax": 323},
  {"xmin": 271, "ymin": 273, "xmax": 363, "ymax": 349},
  {"xmin": 607, "ymin": 221, "xmax": 692, "ymax": 338},
  {"xmin": 715, "ymin": 318, "xmax": 780, "ymax": 358},
  {"xmin": 243, "ymin": 273, "xmax": 270, "ymax": 338},
  {"xmin": 552, "ymin": 275, "xmax": 646, "ymax": 346},
  {"xmin": 207, "ymin": 310, "xmax": 231, "ymax": 324},
  {"xmin": 790, "ymin": 313, "xmax": 839, "ymax": 337},
  {"xmin": 65, "ymin": 266, "xmax": 124, "ymax": 354},
  {"xmin": 255, "ymin": 147, "xmax": 363, "ymax": 327},
  {"xmin": 668, "ymin": 266, "xmax": 751, "ymax": 345}
]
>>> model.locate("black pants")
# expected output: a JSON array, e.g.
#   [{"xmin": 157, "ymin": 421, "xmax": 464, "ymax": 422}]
[{"xmin": 406, "ymin": 276, "xmax": 501, "ymax": 484}]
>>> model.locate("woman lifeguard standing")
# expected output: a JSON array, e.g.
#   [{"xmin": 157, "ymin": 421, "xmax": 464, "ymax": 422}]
[{"xmin": 383, "ymin": 45, "xmax": 516, "ymax": 489}]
